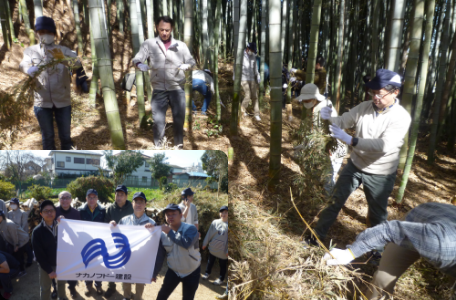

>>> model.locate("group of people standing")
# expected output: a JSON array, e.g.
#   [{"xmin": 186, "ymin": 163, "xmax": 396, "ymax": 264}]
[
  {"xmin": 21, "ymin": 15, "xmax": 217, "ymax": 150},
  {"xmin": 0, "ymin": 186, "xmax": 228, "ymax": 300}
]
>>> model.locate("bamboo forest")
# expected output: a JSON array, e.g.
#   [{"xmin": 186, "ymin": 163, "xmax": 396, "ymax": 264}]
[{"xmin": 1, "ymin": 0, "xmax": 456, "ymax": 298}]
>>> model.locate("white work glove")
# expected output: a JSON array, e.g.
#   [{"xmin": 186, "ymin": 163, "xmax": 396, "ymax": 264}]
[
  {"xmin": 257, "ymin": 74, "xmax": 261, "ymax": 84},
  {"xmin": 330, "ymin": 124, "xmax": 352, "ymax": 145},
  {"xmin": 290, "ymin": 76, "xmax": 296, "ymax": 82},
  {"xmin": 290, "ymin": 68, "xmax": 297, "ymax": 74},
  {"xmin": 323, "ymin": 248, "xmax": 356, "ymax": 266},
  {"xmin": 27, "ymin": 66, "xmax": 39, "ymax": 77},
  {"xmin": 320, "ymin": 106, "xmax": 332, "ymax": 120},
  {"xmin": 137, "ymin": 63, "xmax": 149, "ymax": 72},
  {"xmin": 282, "ymin": 83, "xmax": 288, "ymax": 89},
  {"xmin": 179, "ymin": 64, "xmax": 191, "ymax": 71}
]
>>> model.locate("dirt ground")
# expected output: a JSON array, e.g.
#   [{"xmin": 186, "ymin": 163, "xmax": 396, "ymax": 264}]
[
  {"xmin": 228, "ymin": 102, "xmax": 456, "ymax": 299},
  {"xmin": 11, "ymin": 260, "xmax": 225, "ymax": 300}
]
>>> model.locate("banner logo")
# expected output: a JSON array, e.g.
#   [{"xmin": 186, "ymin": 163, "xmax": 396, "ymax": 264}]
[{"xmin": 81, "ymin": 233, "xmax": 131, "ymax": 269}]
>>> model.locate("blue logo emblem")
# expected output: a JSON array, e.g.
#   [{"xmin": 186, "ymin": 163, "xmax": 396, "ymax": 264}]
[{"xmin": 81, "ymin": 233, "xmax": 131, "ymax": 269}]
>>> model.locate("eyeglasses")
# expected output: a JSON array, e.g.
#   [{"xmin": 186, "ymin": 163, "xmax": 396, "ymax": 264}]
[
  {"xmin": 42, "ymin": 209, "xmax": 55, "ymax": 214},
  {"xmin": 368, "ymin": 90, "xmax": 394, "ymax": 99},
  {"xmin": 87, "ymin": 196, "xmax": 98, "ymax": 200}
]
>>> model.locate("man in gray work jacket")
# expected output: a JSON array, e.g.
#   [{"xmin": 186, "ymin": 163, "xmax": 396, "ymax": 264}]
[
  {"xmin": 132, "ymin": 16, "xmax": 196, "ymax": 148},
  {"xmin": 152, "ymin": 204, "xmax": 201, "ymax": 300}
]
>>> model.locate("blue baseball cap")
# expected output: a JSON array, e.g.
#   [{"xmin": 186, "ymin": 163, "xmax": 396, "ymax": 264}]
[
  {"xmin": 163, "ymin": 203, "xmax": 182, "ymax": 213},
  {"xmin": 115, "ymin": 185, "xmax": 128, "ymax": 194},
  {"xmin": 35, "ymin": 16, "xmax": 57, "ymax": 34},
  {"xmin": 365, "ymin": 69, "xmax": 402, "ymax": 90},
  {"xmin": 10, "ymin": 198, "xmax": 20, "ymax": 205},
  {"xmin": 86, "ymin": 189, "xmax": 98, "ymax": 197},
  {"xmin": 182, "ymin": 188, "xmax": 194, "ymax": 196},
  {"xmin": 220, "ymin": 205, "xmax": 228, "ymax": 212},
  {"xmin": 246, "ymin": 42, "xmax": 257, "ymax": 54},
  {"xmin": 133, "ymin": 191, "xmax": 147, "ymax": 202}
]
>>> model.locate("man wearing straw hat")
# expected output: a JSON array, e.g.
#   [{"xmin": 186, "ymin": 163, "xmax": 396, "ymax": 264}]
[
  {"xmin": 308, "ymin": 69, "xmax": 411, "ymax": 256},
  {"xmin": 132, "ymin": 15, "xmax": 196, "ymax": 148},
  {"xmin": 19, "ymin": 16, "xmax": 81, "ymax": 150},
  {"xmin": 294, "ymin": 83, "xmax": 347, "ymax": 195}
]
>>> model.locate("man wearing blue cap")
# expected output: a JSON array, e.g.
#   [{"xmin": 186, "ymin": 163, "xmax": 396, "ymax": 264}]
[
  {"xmin": 113, "ymin": 191, "xmax": 155, "ymax": 300},
  {"xmin": 239, "ymin": 42, "xmax": 261, "ymax": 121},
  {"xmin": 152, "ymin": 203, "xmax": 201, "ymax": 300},
  {"xmin": 78, "ymin": 189, "xmax": 106, "ymax": 296},
  {"xmin": 191, "ymin": 69, "xmax": 214, "ymax": 116},
  {"xmin": 19, "ymin": 16, "xmax": 81, "ymax": 150},
  {"xmin": 104, "ymin": 185, "xmax": 133, "ymax": 298},
  {"xmin": 308, "ymin": 69, "xmax": 412, "ymax": 253}
]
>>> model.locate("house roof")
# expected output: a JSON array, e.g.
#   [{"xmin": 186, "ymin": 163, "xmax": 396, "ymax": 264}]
[
  {"xmin": 113, "ymin": 152, "xmax": 151, "ymax": 159},
  {"xmin": 187, "ymin": 172, "xmax": 210, "ymax": 177},
  {"xmin": 168, "ymin": 164, "xmax": 184, "ymax": 169},
  {"xmin": 48, "ymin": 150, "xmax": 103, "ymax": 156}
]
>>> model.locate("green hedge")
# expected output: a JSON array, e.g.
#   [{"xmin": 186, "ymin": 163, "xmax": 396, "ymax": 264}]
[
  {"xmin": 0, "ymin": 181, "xmax": 15, "ymax": 200},
  {"xmin": 67, "ymin": 176, "xmax": 115, "ymax": 203},
  {"xmin": 27, "ymin": 184, "xmax": 52, "ymax": 201}
]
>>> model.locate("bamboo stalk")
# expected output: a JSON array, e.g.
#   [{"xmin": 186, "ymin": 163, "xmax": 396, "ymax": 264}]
[
  {"xmin": 183, "ymin": 0, "xmax": 193, "ymax": 131},
  {"xmin": 88, "ymin": 0, "xmax": 126, "ymax": 149},
  {"xmin": 396, "ymin": 0, "xmax": 434, "ymax": 202},
  {"xmin": 268, "ymin": 0, "xmax": 282, "ymax": 184},
  {"xmin": 18, "ymin": 0, "xmax": 35, "ymax": 45}
]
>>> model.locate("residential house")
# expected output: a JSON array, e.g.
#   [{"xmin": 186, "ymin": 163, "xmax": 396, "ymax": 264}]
[{"xmin": 45, "ymin": 151, "xmax": 106, "ymax": 177}]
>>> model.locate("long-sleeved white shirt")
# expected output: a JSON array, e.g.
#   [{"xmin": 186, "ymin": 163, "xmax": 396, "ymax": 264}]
[{"xmin": 329, "ymin": 99, "xmax": 411, "ymax": 175}]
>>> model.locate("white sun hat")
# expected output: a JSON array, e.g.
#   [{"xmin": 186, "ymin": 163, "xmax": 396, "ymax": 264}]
[{"xmin": 295, "ymin": 83, "xmax": 326, "ymax": 102}]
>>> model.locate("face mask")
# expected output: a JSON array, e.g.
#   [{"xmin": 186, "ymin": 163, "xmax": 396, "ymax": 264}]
[
  {"xmin": 247, "ymin": 50, "xmax": 253, "ymax": 56},
  {"xmin": 10, "ymin": 204, "xmax": 17, "ymax": 210},
  {"xmin": 304, "ymin": 101, "xmax": 316, "ymax": 109},
  {"xmin": 39, "ymin": 34, "xmax": 55, "ymax": 45}
]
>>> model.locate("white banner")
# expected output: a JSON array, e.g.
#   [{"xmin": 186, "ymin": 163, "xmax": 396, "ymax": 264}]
[{"xmin": 56, "ymin": 219, "xmax": 161, "ymax": 284}]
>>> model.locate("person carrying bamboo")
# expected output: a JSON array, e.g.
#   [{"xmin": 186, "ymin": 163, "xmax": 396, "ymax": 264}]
[
  {"xmin": 293, "ymin": 83, "xmax": 347, "ymax": 195},
  {"xmin": 291, "ymin": 56, "xmax": 327, "ymax": 96},
  {"xmin": 19, "ymin": 16, "xmax": 81, "ymax": 150},
  {"xmin": 239, "ymin": 42, "xmax": 261, "ymax": 121},
  {"xmin": 324, "ymin": 202, "xmax": 456, "ymax": 299},
  {"xmin": 307, "ymin": 69, "xmax": 411, "ymax": 259},
  {"xmin": 132, "ymin": 16, "xmax": 196, "ymax": 148}
]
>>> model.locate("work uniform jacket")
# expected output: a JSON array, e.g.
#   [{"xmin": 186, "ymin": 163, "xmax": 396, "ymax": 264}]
[
  {"xmin": 0, "ymin": 219, "xmax": 29, "ymax": 248},
  {"xmin": 19, "ymin": 42, "xmax": 81, "ymax": 108},
  {"xmin": 132, "ymin": 37, "xmax": 196, "ymax": 91}
]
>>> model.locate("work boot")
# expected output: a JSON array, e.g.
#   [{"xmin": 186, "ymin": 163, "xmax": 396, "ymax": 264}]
[
  {"xmin": 303, "ymin": 235, "xmax": 320, "ymax": 248},
  {"xmin": 104, "ymin": 288, "xmax": 116, "ymax": 298},
  {"xmin": 85, "ymin": 285, "xmax": 94, "ymax": 296}
]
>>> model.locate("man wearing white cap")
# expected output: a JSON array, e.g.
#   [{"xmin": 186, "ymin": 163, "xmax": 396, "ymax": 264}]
[
  {"xmin": 294, "ymin": 83, "xmax": 347, "ymax": 195},
  {"xmin": 308, "ymin": 69, "xmax": 412, "ymax": 252}
]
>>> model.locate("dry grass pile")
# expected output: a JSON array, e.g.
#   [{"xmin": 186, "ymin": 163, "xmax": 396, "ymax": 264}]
[
  {"xmin": 229, "ymin": 190, "xmax": 373, "ymax": 300},
  {"xmin": 291, "ymin": 112, "xmax": 336, "ymax": 207},
  {"xmin": 0, "ymin": 57, "xmax": 89, "ymax": 149}
]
